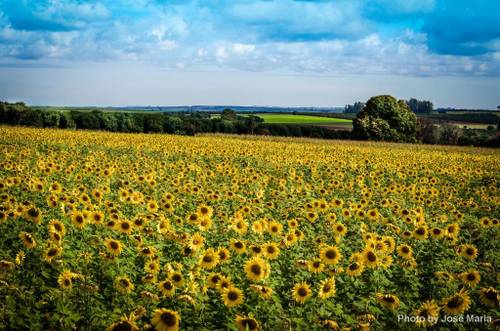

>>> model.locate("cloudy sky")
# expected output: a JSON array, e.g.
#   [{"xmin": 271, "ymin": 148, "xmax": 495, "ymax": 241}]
[{"xmin": 0, "ymin": 0, "xmax": 499, "ymax": 108}]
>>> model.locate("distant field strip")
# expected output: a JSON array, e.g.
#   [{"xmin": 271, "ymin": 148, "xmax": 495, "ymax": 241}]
[{"xmin": 253, "ymin": 114, "xmax": 352, "ymax": 125}]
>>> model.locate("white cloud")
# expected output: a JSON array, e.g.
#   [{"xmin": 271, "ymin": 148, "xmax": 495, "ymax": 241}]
[{"xmin": 232, "ymin": 43, "xmax": 255, "ymax": 55}]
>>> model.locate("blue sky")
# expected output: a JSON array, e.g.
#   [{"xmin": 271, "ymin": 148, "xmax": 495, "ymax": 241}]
[{"xmin": 0, "ymin": 0, "xmax": 499, "ymax": 108}]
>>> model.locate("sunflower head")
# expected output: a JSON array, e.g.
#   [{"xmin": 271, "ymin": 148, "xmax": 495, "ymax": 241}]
[
  {"xmin": 459, "ymin": 269, "xmax": 481, "ymax": 287},
  {"xmin": 222, "ymin": 286, "xmax": 244, "ymax": 307},
  {"xmin": 235, "ymin": 315, "xmax": 259, "ymax": 331},
  {"xmin": 318, "ymin": 278, "xmax": 336, "ymax": 299},
  {"xmin": 376, "ymin": 293, "xmax": 401, "ymax": 310},
  {"xmin": 442, "ymin": 291, "xmax": 471, "ymax": 315},
  {"xmin": 151, "ymin": 308, "xmax": 180, "ymax": 331},
  {"xmin": 319, "ymin": 245, "xmax": 341, "ymax": 265},
  {"xmin": 479, "ymin": 287, "xmax": 499, "ymax": 308},
  {"xmin": 292, "ymin": 282, "xmax": 312, "ymax": 304},
  {"xmin": 244, "ymin": 257, "xmax": 270, "ymax": 282}
]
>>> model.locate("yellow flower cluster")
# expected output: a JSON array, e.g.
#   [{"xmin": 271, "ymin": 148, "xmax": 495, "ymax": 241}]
[{"xmin": 0, "ymin": 126, "xmax": 498, "ymax": 330}]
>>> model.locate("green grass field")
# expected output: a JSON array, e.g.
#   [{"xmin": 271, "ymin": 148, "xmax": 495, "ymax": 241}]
[{"xmin": 249, "ymin": 114, "xmax": 352, "ymax": 125}]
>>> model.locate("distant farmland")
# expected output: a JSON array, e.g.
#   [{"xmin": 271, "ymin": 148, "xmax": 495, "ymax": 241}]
[{"xmin": 244, "ymin": 113, "xmax": 353, "ymax": 129}]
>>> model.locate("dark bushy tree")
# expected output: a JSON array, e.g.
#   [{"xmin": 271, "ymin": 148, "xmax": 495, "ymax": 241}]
[
  {"xmin": 406, "ymin": 98, "xmax": 434, "ymax": 114},
  {"xmin": 353, "ymin": 95, "xmax": 418, "ymax": 142},
  {"xmin": 221, "ymin": 108, "xmax": 237, "ymax": 121}
]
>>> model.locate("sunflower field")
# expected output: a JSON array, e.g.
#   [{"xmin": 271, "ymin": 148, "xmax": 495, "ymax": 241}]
[{"xmin": 0, "ymin": 126, "xmax": 499, "ymax": 331}]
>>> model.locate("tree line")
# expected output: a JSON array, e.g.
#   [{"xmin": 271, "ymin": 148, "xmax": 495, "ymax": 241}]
[
  {"xmin": 0, "ymin": 102, "xmax": 351, "ymax": 140},
  {"xmin": 345, "ymin": 98, "xmax": 434, "ymax": 114},
  {"xmin": 1, "ymin": 99, "xmax": 497, "ymax": 147}
]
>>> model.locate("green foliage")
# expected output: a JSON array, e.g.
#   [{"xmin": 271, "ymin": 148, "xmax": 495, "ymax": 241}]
[
  {"xmin": 221, "ymin": 108, "xmax": 237, "ymax": 121},
  {"xmin": 406, "ymin": 98, "xmax": 434, "ymax": 114},
  {"xmin": 353, "ymin": 95, "xmax": 418, "ymax": 143}
]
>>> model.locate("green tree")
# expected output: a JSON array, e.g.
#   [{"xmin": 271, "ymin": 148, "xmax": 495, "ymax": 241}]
[
  {"xmin": 352, "ymin": 95, "xmax": 418, "ymax": 142},
  {"xmin": 439, "ymin": 124, "xmax": 461, "ymax": 145},
  {"xmin": 221, "ymin": 108, "xmax": 237, "ymax": 121},
  {"xmin": 406, "ymin": 98, "xmax": 434, "ymax": 114}
]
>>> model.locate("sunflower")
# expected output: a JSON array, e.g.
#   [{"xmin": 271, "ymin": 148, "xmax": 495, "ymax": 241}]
[
  {"xmin": 249, "ymin": 284, "xmax": 273, "ymax": 299},
  {"xmin": 145, "ymin": 260, "xmax": 161, "ymax": 274},
  {"xmin": 117, "ymin": 220, "xmax": 133, "ymax": 235},
  {"xmin": 216, "ymin": 275, "xmax": 233, "ymax": 292},
  {"xmin": 430, "ymin": 227, "xmax": 444, "ymax": 239},
  {"xmin": 43, "ymin": 246, "xmax": 62, "ymax": 263},
  {"xmin": 446, "ymin": 223, "xmax": 460, "ymax": 238},
  {"xmin": 401, "ymin": 230, "xmax": 412, "ymax": 239},
  {"xmin": 158, "ymin": 280, "xmax": 176, "ymax": 297},
  {"xmin": 138, "ymin": 246, "xmax": 156, "ymax": 258},
  {"xmin": 317, "ymin": 278, "xmax": 336, "ymax": 299},
  {"xmin": 305, "ymin": 211, "xmax": 318, "ymax": 222},
  {"xmin": 15, "ymin": 251, "xmax": 25, "ymax": 265},
  {"xmin": 376, "ymin": 293, "xmax": 400, "ymax": 310},
  {"xmin": 48, "ymin": 219, "xmax": 66, "ymax": 235},
  {"xmin": 282, "ymin": 232, "xmax": 297, "ymax": 247},
  {"xmin": 88, "ymin": 210, "xmax": 103, "ymax": 224},
  {"xmin": 0, "ymin": 260, "xmax": 15, "ymax": 271},
  {"xmin": 198, "ymin": 217, "xmax": 212, "ymax": 231},
  {"xmin": 146, "ymin": 200, "xmax": 159, "ymax": 213},
  {"xmin": 222, "ymin": 286, "xmax": 245, "ymax": 307},
  {"xmin": 232, "ymin": 218, "xmax": 248, "ymax": 235},
  {"xmin": 142, "ymin": 273, "xmax": 157, "ymax": 284},
  {"xmin": 244, "ymin": 257, "xmax": 270, "ymax": 282},
  {"xmin": 262, "ymin": 242, "xmax": 280, "ymax": 260},
  {"xmin": 115, "ymin": 276, "xmax": 134, "ymax": 294},
  {"xmin": 308, "ymin": 259, "xmax": 325, "ymax": 273},
  {"xmin": 459, "ymin": 269, "xmax": 481, "ymax": 287},
  {"xmin": 396, "ymin": 244, "xmax": 413, "ymax": 259},
  {"xmin": 199, "ymin": 248, "xmax": 219, "ymax": 270},
  {"xmin": 107, "ymin": 315, "xmax": 139, "ymax": 331},
  {"xmin": 459, "ymin": 244, "xmax": 478, "ymax": 260},
  {"xmin": 250, "ymin": 245, "xmax": 263, "ymax": 256},
  {"xmin": 412, "ymin": 300, "xmax": 439, "ymax": 327},
  {"xmin": 19, "ymin": 231, "xmax": 36, "ymax": 249},
  {"xmin": 380, "ymin": 255, "xmax": 393, "ymax": 269},
  {"xmin": 197, "ymin": 204, "xmax": 213, "ymax": 219},
  {"xmin": 442, "ymin": 291, "xmax": 471, "ymax": 315},
  {"xmin": 230, "ymin": 239, "xmax": 246, "ymax": 254},
  {"xmin": 332, "ymin": 223, "xmax": 347, "ymax": 237},
  {"xmin": 292, "ymin": 282, "xmax": 312, "ymax": 304},
  {"xmin": 71, "ymin": 211, "xmax": 86, "ymax": 230},
  {"xmin": 104, "ymin": 238, "xmax": 123, "ymax": 256},
  {"xmin": 362, "ymin": 248, "xmax": 379, "ymax": 268},
  {"xmin": 322, "ymin": 319, "xmax": 340, "ymax": 330},
  {"xmin": 235, "ymin": 315, "xmax": 260, "ymax": 331},
  {"xmin": 326, "ymin": 213, "xmax": 337, "ymax": 223},
  {"xmin": 478, "ymin": 287, "xmax": 498, "ymax": 308},
  {"xmin": 106, "ymin": 219, "xmax": 117, "ymax": 229},
  {"xmin": 169, "ymin": 271, "xmax": 185, "ymax": 288},
  {"xmin": 346, "ymin": 262, "xmax": 365, "ymax": 276},
  {"xmin": 319, "ymin": 245, "xmax": 341, "ymax": 265},
  {"xmin": 479, "ymin": 217, "xmax": 491, "ymax": 228},
  {"xmin": 412, "ymin": 226, "xmax": 428, "ymax": 240},
  {"xmin": 268, "ymin": 220, "xmax": 283, "ymax": 236},
  {"xmin": 288, "ymin": 219, "xmax": 298, "ymax": 228},
  {"xmin": 24, "ymin": 206, "xmax": 42, "ymax": 223},
  {"xmin": 189, "ymin": 233, "xmax": 204, "ymax": 251},
  {"xmin": 382, "ymin": 236, "xmax": 396, "ymax": 252},
  {"xmin": 207, "ymin": 272, "xmax": 222, "ymax": 288},
  {"xmin": 366, "ymin": 209, "xmax": 379, "ymax": 222},
  {"xmin": 151, "ymin": 308, "xmax": 180, "ymax": 331},
  {"xmin": 57, "ymin": 270, "xmax": 74, "ymax": 290},
  {"xmin": 373, "ymin": 240, "xmax": 388, "ymax": 253}
]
